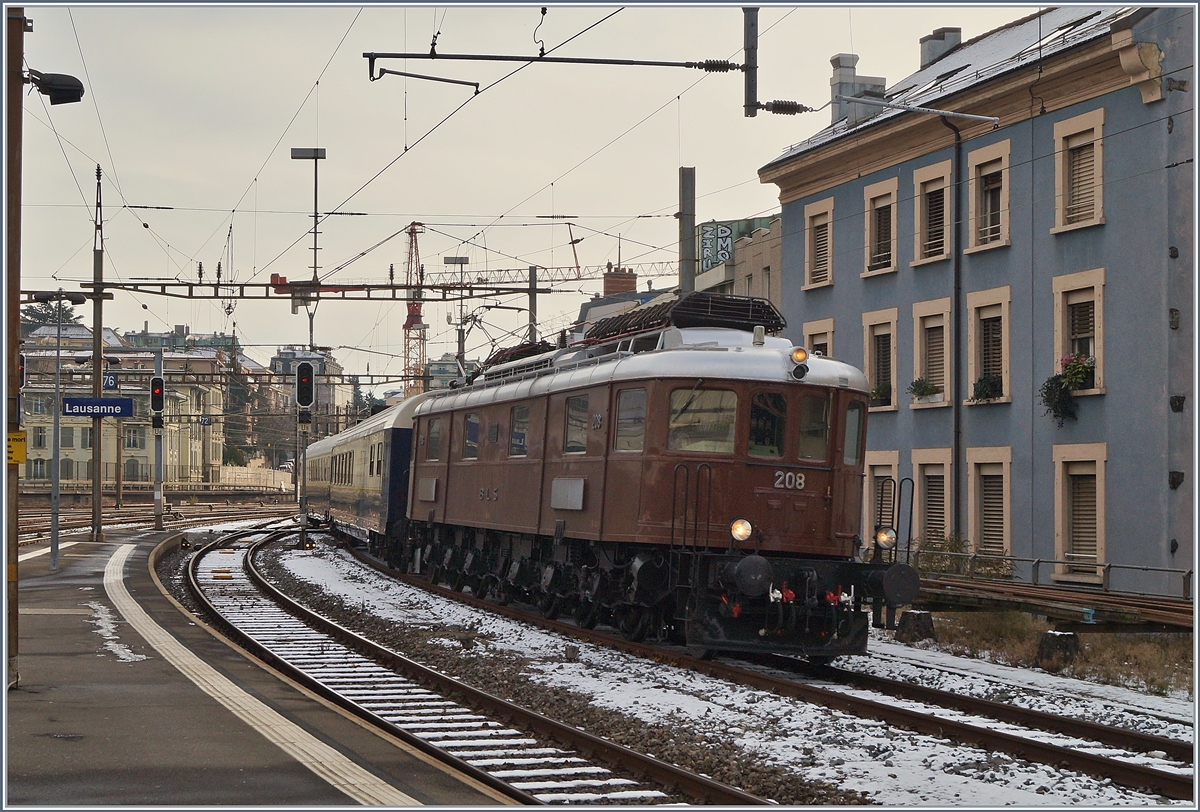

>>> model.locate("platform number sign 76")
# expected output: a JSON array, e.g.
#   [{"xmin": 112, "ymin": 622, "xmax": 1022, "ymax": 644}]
[{"xmin": 102, "ymin": 373, "xmax": 118, "ymax": 390}]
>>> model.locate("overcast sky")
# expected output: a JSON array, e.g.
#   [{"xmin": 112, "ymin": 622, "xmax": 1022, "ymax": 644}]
[{"xmin": 19, "ymin": 4, "xmax": 1035, "ymax": 393}]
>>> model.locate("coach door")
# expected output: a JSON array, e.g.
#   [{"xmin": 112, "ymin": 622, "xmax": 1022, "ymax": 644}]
[
  {"xmin": 601, "ymin": 386, "xmax": 646, "ymax": 542},
  {"xmin": 832, "ymin": 398, "xmax": 867, "ymax": 552}
]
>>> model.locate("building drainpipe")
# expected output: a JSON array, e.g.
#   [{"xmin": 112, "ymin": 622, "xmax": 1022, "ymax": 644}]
[{"xmin": 941, "ymin": 115, "xmax": 964, "ymax": 541}]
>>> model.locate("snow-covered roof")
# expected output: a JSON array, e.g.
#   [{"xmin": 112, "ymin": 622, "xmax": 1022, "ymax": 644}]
[{"xmin": 763, "ymin": 6, "xmax": 1138, "ymax": 169}]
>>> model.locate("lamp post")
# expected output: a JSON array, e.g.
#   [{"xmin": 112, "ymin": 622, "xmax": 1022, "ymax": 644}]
[
  {"xmin": 32, "ymin": 290, "xmax": 86, "ymax": 571},
  {"xmin": 8, "ymin": 5, "xmax": 85, "ymax": 689}
]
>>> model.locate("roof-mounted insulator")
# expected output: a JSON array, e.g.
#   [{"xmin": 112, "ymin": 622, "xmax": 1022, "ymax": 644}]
[{"xmin": 761, "ymin": 100, "xmax": 812, "ymax": 115}]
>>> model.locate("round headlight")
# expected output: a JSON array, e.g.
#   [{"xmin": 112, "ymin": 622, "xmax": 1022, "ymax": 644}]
[
  {"xmin": 791, "ymin": 347, "xmax": 809, "ymax": 365},
  {"xmin": 874, "ymin": 527, "xmax": 898, "ymax": 550},
  {"xmin": 730, "ymin": 519, "xmax": 754, "ymax": 542}
]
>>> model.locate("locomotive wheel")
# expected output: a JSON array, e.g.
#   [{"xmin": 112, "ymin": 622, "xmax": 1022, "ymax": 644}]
[
  {"xmin": 539, "ymin": 595, "xmax": 562, "ymax": 620},
  {"xmin": 451, "ymin": 573, "xmax": 467, "ymax": 592},
  {"xmin": 495, "ymin": 585, "xmax": 513, "ymax": 606},
  {"xmin": 572, "ymin": 598, "xmax": 598, "ymax": 630},
  {"xmin": 474, "ymin": 577, "xmax": 493, "ymax": 601},
  {"xmin": 620, "ymin": 608, "xmax": 649, "ymax": 643},
  {"xmin": 428, "ymin": 565, "xmax": 443, "ymax": 587}
]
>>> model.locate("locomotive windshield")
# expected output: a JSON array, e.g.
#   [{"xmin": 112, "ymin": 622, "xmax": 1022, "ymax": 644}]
[
  {"xmin": 668, "ymin": 389, "xmax": 737, "ymax": 453},
  {"xmin": 749, "ymin": 392, "xmax": 786, "ymax": 458},
  {"xmin": 798, "ymin": 394, "xmax": 831, "ymax": 461}
]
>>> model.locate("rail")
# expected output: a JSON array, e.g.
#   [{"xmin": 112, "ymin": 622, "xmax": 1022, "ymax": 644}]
[{"xmin": 912, "ymin": 548, "xmax": 1193, "ymax": 600}]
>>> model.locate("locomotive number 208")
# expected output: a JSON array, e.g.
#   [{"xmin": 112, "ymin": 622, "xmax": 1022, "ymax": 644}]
[{"xmin": 774, "ymin": 471, "xmax": 806, "ymax": 490}]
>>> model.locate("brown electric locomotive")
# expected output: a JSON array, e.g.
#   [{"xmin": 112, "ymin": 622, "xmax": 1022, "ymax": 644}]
[{"xmin": 398, "ymin": 291, "xmax": 919, "ymax": 661}]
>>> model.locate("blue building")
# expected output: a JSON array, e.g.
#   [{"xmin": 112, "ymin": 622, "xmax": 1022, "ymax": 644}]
[{"xmin": 759, "ymin": 7, "xmax": 1193, "ymax": 595}]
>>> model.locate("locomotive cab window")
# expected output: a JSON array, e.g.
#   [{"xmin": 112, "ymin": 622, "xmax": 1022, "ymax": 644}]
[
  {"xmin": 463, "ymin": 413, "xmax": 480, "ymax": 460},
  {"xmin": 798, "ymin": 394, "xmax": 831, "ymax": 461},
  {"xmin": 565, "ymin": 396, "xmax": 588, "ymax": 454},
  {"xmin": 510, "ymin": 404, "xmax": 529, "ymax": 457},
  {"xmin": 748, "ymin": 392, "xmax": 786, "ymax": 458},
  {"xmin": 843, "ymin": 401, "xmax": 865, "ymax": 466},
  {"xmin": 614, "ymin": 388, "xmax": 647, "ymax": 451},
  {"xmin": 426, "ymin": 418, "xmax": 442, "ymax": 461},
  {"xmin": 668, "ymin": 388, "xmax": 737, "ymax": 454}
]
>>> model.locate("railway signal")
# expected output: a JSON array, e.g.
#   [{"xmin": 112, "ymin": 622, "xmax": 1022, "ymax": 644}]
[
  {"xmin": 149, "ymin": 375, "xmax": 165, "ymax": 429},
  {"xmin": 296, "ymin": 362, "xmax": 314, "ymax": 424}
]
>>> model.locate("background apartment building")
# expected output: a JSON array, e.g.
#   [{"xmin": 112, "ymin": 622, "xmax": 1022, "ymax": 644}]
[{"xmin": 758, "ymin": 7, "xmax": 1192, "ymax": 595}]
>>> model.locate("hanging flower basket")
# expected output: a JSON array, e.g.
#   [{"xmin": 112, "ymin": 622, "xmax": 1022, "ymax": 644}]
[{"xmin": 1040, "ymin": 354, "xmax": 1095, "ymax": 427}]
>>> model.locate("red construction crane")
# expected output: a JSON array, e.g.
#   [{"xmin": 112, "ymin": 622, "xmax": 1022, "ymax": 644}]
[{"xmin": 403, "ymin": 222, "xmax": 427, "ymax": 398}]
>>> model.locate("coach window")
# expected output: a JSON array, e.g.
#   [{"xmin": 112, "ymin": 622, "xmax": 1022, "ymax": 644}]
[
  {"xmin": 843, "ymin": 401, "xmax": 865, "ymax": 466},
  {"xmin": 614, "ymin": 388, "xmax": 647, "ymax": 451},
  {"xmin": 748, "ymin": 392, "xmax": 786, "ymax": 458},
  {"xmin": 369, "ymin": 444, "xmax": 375, "ymax": 476},
  {"xmin": 510, "ymin": 404, "xmax": 529, "ymax": 456},
  {"xmin": 797, "ymin": 394, "xmax": 830, "ymax": 461},
  {"xmin": 565, "ymin": 396, "xmax": 589, "ymax": 454},
  {"xmin": 668, "ymin": 389, "xmax": 737, "ymax": 453},
  {"xmin": 463, "ymin": 413, "xmax": 480, "ymax": 460},
  {"xmin": 426, "ymin": 418, "xmax": 442, "ymax": 461}
]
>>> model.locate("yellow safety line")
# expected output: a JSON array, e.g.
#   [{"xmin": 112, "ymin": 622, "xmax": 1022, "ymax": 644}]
[{"xmin": 103, "ymin": 544, "xmax": 420, "ymax": 806}]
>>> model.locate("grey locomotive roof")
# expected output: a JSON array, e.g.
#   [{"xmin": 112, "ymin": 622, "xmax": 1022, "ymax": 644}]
[
  {"xmin": 413, "ymin": 326, "xmax": 868, "ymax": 417},
  {"xmin": 762, "ymin": 6, "xmax": 1136, "ymax": 169},
  {"xmin": 306, "ymin": 390, "xmax": 434, "ymax": 458}
]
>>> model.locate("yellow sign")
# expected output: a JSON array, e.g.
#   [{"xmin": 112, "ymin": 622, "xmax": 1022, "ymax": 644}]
[{"xmin": 7, "ymin": 431, "xmax": 26, "ymax": 465}]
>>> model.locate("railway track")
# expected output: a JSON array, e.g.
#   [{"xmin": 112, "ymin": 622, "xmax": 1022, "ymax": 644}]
[
  {"xmin": 337, "ymin": 543, "xmax": 1194, "ymax": 801},
  {"xmin": 187, "ymin": 530, "xmax": 768, "ymax": 805},
  {"xmin": 18, "ymin": 504, "xmax": 296, "ymax": 543}
]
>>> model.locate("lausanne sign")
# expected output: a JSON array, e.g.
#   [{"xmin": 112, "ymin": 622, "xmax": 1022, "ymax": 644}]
[{"xmin": 62, "ymin": 397, "xmax": 134, "ymax": 417}]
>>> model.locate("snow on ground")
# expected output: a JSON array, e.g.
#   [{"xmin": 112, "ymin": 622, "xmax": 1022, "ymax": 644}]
[{"xmin": 279, "ymin": 546, "xmax": 1193, "ymax": 806}]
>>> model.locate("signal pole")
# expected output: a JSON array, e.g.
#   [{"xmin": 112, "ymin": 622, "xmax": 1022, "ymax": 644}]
[
  {"xmin": 151, "ymin": 360, "xmax": 164, "ymax": 530},
  {"xmin": 295, "ymin": 361, "xmax": 314, "ymax": 548}
]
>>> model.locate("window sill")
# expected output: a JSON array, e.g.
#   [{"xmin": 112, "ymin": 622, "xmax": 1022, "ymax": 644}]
[
  {"xmin": 910, "ymin": 399, "xmax": 951, "ymax": 410},
  {"xmin": 868, "ymin": 404, "xmax": 898, "ymax": 413},
  {"xmin": 860, "ymin": 266, "xmax": 897, "ymax": 279},
  {"xmin": 964, "ymin": 396, "xmax": 1012, "ymax": 406},
  {"xmin": 963, "ymin": 239, "xmax": 1011, "ymax": 256},
  {"xmin": 910, "ymin": 254, "xmax": 950, "ymax": 268},
  {"xmin": 802, "ymin": 280, "xmax": 833, "ymax": 292},
  {"xmin": 1070, "ymin": 386, "xmax": 1105, "ymax": 397},
  {"xmin": 1050, "ymin": 217, "xmax": 1105, "ymax": 236}
]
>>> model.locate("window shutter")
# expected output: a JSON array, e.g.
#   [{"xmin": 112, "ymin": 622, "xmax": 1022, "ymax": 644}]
[
  {"xmin": 1068, "ymin": 299, "xmax": 1095, "ymax": 358},
  {"xmin": 1068, "ymin": 472, "xmax": 1098, "ymax": 572},
  {"xmin": 810, "ymin": 220, "xmax": 830, "ymax": 284},
  {"xmin": 869, "ymin": 201, "xmax": 892, "ymax": 270},
  {"xmin": 874, "ymin": 472, "xmax": 895, "ymax": 529},
  {"xmin": 873, "ymin": 330, "xmax": 892, "ymax": 401},
  {"xmin": 924, "ymin": 324, "xmax": 945, "ymax": 390},
  {"xmin": 979, "ymin": 472, "xmax": 1005, "ymax": 556},
  {"xmin": 1065, "ymin": 136, "xmax": 1096, "ymax": 224},
  {"xmin": 979, "ymin": 166, "xmax": 1003, "ymax": 243},
  {"xmin": 980, "ymin": 316, "xmax": 1003, "ymax": 381},
  {"xmin": 922, "ymin": 471, "xmax": 946, "ymax": 541},
  {"xmin": 922, "ymin": 184, "xmax": 945, "ymax": 257}
]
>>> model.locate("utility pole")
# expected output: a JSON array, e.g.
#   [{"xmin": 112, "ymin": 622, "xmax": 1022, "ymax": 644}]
[
  {"xmin": 153, "ymin": 350, "xmax": 163, "ymax": 530},
  {"xmin": 402, "ymin": 223, "xmax": 427, "ymax": 398},
  {"xmin": 528, "ymin": 266, "xmax": 538, "ymax": 343},
  {"xmin": 679, "ymin": 167, "xmax": 696, "ymax": 293},
  {"xmin": 90, "ymin": 165, "xmax": 104, "ymax": 543}
]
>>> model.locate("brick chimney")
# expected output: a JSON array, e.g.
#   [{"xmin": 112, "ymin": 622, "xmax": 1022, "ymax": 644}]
[
  {"xmin": 830, "ymin": 53, "xmax": 887, "ymax": 126},
  {"xmin": 603, "ymin": 263, "xmax": 638, "ymax": 297},
  {"xmin": 920, "ymin": 27, "xmax": 962, "ymax": 69}
]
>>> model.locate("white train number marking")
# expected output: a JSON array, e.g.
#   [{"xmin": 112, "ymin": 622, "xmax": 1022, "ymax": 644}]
[{"xmin": 774, "ymin": 471, "xmax": 806, "ymax": 490}]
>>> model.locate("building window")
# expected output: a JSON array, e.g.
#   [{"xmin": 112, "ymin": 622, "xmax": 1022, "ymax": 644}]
[
  {"xmin": 1053, "ymin": 268, "xmax": 1105, "ymax": 393},
  {"xmin": 865, "ymin": 451, "xmax": 899, "ymax": 535},
  {"xmin": 912, "ymin": 448, "xmax": 952, "ymax": 546},
  {"xmin": 59, "ymin": 426, "xmax": 74, "ymax": 449},
  {"xmin": 967, "ymin": 447, "xmax": 1010, "ymax": 559},
  {"xmin": 762, "ymin": 266, "xmax": 772, "ymax": 302},
  {"xmin": 667, "ymin": 389, "xmax": 737, "ymax": 454},
  {"xmin": 31, "ymin": 426, "xmax": 47, "ymax": 449},
  {"xmin": 803, "ymin": 318, "xmax": 834, "ymax": 358},
  {"xmin": 911, "ymin": 298, "xmax": 951, "ymax": 407},
  {"xmin": 30, "ymin": 395, "xmax": 47, "ymax": 415},
  {"xmin": 614, "ymin": 388, "xmax": 646, "ymax": 451},
  {"xmin": 863, "ymin": 178, "xmax": 898, "ymax": 275},
  {"xmin": 1053, "ymin": 443, "xmax": 1106, "ymax": 583},
  {"xmin": 966, "ymin": 287, "xmax": 1011, "ymax": 403},
  {"xmin": 565, "ymin": 396, "xmax": 588, "ymax": 454},
  {"xmin": 124, "ymin": 426, "xmax": 146, "ymax": 450},
  {"xmin": 510, "ymin": 405, "xmax": 529, "ymax": 457},
  {"xmin": 803, "ymin": 198, "xmax": 834, "ymax": 288},
  {"xmin": 462, "ymin": 413, "xmax": 479, "ymax": 460},
  {"xmin": 28, "ymin": 458, "xmax": 47, "ymax": 479},
  {"xmin": 862, "ymin": 308, "xmax": 898, "ymax": 410},
  {"xmin": 81, "ymin": 426, "xmax": 92, "ymax": 450},
  {"xmin": 61, "ymin": 458, "xmax": 74, "ymax": 480},
  {"xmin": 748, "ymin": 391, "xmax": 786, "ymax": 458},
  {"xmin": 967, "ymin": 141, "xmax": 1010, "ymax": 251},
  {"xmin": 1053, "ymin": 108, "xmax": 1104, "ymax": 231},
  {"xmin": 912, "ymin": 161, "xmax": 951, "ymax": 264}
]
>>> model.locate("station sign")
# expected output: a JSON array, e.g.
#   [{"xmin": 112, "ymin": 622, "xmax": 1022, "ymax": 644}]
[
  {"xmin": 62, "ymin": 397, "xmax": 134, "ymax": 417},
  {"xmin": 7, "ymin": 431, "xmax": 26, "ymax": 464},
  {"xmin": 102, "ymin": 373, "xmax": 118, "ymax": 389}
]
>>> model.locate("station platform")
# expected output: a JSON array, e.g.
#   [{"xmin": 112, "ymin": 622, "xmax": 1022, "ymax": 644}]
[{"xmin": 7, "ymin": 528, "xmax": 507, "ymax": 806}]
